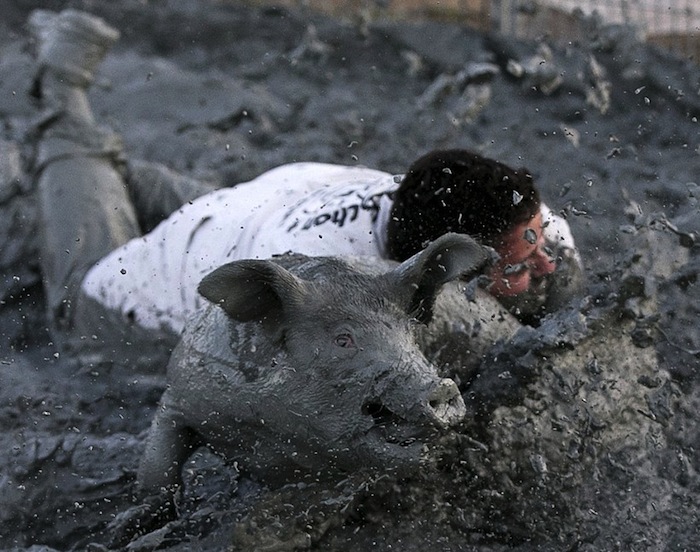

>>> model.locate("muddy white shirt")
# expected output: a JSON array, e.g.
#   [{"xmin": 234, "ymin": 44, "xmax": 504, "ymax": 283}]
[
  {"xmin": 81, "ymin": 162, "xmax": 579, "ymax": 335},
  {"xmin": 82, "ymin": 163, "xmax": 397, "ymax": 334}
]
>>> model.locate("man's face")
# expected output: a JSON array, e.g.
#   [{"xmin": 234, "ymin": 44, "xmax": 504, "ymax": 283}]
[{"xmin": 487, "ymin": 211, "xmax": 555, "ymax": 298}]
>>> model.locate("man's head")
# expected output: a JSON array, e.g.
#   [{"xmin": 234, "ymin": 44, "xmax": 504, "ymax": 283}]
[{"xmin": 386, "ymin": 149, "xmax": 555, "ymax": 301}]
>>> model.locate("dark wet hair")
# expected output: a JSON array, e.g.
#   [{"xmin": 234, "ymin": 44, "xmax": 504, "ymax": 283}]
[{"xmin": 386, "ymin": 149, "xmax": 540, "ymax": 261}]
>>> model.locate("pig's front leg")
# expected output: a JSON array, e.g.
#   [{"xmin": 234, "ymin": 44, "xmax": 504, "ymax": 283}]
[
  {"xmin": 138, "ymin": 394, "xmax": 195, "ymax": 495},
  {"xmin": 103, "ymin": 396, "xmax": 194, "ymax": 549}
]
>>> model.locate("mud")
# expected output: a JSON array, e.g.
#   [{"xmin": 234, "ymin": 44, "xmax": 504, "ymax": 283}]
[{"xmin": 1, "ymin": 1, "xmax": 699, "ymax": 550}]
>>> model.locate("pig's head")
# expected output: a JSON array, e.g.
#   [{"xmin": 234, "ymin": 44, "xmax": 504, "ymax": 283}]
[{"xmin": 196, "ymin": 233, "xmax": 488, "ymax": 477}]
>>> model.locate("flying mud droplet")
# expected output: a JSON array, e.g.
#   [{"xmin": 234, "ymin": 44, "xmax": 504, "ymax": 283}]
[{"xmin": 523, "ymin": 228, "xmax": 537, "ymax": 244}]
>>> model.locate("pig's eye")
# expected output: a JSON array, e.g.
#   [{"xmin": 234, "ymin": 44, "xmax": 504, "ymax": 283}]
[{"xmin": 334, "ymin": 333, "xmax": 356, "ymax": 348}]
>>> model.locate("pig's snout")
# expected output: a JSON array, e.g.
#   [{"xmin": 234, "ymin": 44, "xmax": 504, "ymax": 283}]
[
  {"xmin": 362, "ymin": 377, "xmax": 465, "ymax": 432},
  {"xmin": 425, "ymin": 378, "xmax": 466, "ymax": 430}
]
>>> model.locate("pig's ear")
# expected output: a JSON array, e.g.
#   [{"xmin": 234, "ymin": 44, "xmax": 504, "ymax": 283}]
[
  {"xmin": 391, "ymin": 233, "xmax": 489, "ymax": 324},
  {"xmin": 198, "ymin": 260, "xmax": 308, "ymax": 322}
]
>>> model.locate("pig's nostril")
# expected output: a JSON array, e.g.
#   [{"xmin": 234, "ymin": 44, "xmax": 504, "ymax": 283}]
[{"xmin": 362, "ymin": 400, "xmax": 396, "ymax": 425}]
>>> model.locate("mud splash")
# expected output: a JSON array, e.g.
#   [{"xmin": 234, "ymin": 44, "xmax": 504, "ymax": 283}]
[{"xmin": 0, "ymin": 1, "xmax": 699, "ymax": 550}]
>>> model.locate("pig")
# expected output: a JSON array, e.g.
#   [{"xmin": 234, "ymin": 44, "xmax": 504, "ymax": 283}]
[{"xmin": 137, "ymin": 233, "xmax": 489, "ymax": 494}]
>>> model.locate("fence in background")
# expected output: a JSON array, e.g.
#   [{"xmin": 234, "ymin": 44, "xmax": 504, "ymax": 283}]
[
  {"xmin": 245, "ymin": 0, "xmax": 700, "ymax": 61},
  {"xmin": 493, "ymin": 0, "xmax": 700, "ymax": 60}
]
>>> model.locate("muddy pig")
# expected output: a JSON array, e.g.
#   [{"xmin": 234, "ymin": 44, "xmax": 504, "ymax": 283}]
[{"xmin": 137, "ymin": 233, "xmax": 489, "ymax": 493}]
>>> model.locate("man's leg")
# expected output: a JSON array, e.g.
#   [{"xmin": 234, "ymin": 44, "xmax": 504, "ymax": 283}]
[
  {"xmin": 29, "ymin": 10, "xmax": 141, "ymax": 334},
  {"xmin": 126, "ymin": 159, "xmax": 219, "ymax": 232}
]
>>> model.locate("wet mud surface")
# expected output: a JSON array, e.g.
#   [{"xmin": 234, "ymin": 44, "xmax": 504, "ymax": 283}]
[{"xmin": 1, "ymin": 1, "xmax": 699, "ymax": 550}]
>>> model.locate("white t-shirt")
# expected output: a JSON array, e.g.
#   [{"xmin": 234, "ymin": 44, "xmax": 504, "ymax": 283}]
[
  {"xmin": 81, "ymin": 162, "xmax": 578, "ymax": 335},
  {"xmin": 82, "ymin": 163, "xmax": 397, "ymax": 334}
]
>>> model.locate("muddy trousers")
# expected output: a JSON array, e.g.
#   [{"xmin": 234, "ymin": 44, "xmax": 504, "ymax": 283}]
[
  {"xmin": 30, "ymin": 8, "xmax": 182, "ymax": 368},
  {"xmin": 38, "ymin": 152, "xmax": 139, "ymax": 322},
  {"xmin": 37, "ymin": 147, "xmax": 179, "ymax": 368}
]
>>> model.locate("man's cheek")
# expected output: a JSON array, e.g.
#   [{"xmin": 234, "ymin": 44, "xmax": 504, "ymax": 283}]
[{"xmin": 531, "ymin": 250, "xmax": 557, "ymax": 277}]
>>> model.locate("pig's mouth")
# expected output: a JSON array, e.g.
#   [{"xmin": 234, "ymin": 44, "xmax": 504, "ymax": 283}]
[
  {"xmin": 361, "ymin": 399, "xmax": 434, "ymax": 448},
  {"xmin": 362, "ymin": 400, "xmax": 398, "ymax": 425}
]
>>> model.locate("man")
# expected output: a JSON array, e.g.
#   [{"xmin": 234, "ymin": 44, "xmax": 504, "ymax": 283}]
[
  {"xmin": 77, "ymin": 156, "xmax": 581, "ymax": 337},
  {"xmin": 387, "ymin": 149, "xmax": 583, "ymax": 326},
  {"xmin": 30, "ymin": 10, "xmax": 582, "ymax": 364}
]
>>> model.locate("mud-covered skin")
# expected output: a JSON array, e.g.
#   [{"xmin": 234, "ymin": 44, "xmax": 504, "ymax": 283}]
[{"xmin": 138, "ymin": 234, "xmax": 488, "ymax": 493}]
